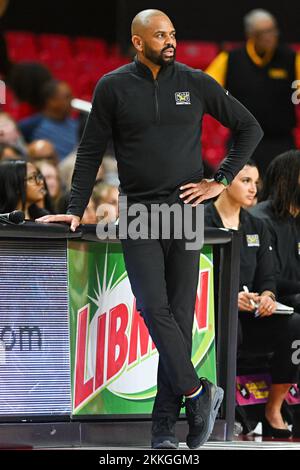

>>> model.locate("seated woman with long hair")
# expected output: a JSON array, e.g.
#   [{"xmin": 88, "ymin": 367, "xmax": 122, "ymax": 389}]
[
  {"xmin": 251, "ymin": 150, "xmax": 300, "ymax": 312},
  {"xmin": 205, "ymin": 159, "xmax": 300, "ymax": 438},
  {"xmin": 0, "ymin": 160, "xmax": 50, "ymax": 219}
]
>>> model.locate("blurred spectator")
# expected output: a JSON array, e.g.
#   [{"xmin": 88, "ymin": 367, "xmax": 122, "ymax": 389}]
[
  {"xmin": 95, "ymin": 183, "xmax": 118, "ymax": 208},
  {"xmin": 28, "ymin": 139, "xmax": 58, "ymax": 166},
  {"xmin": 8, "ymin": 62, "xmax": 52, "ymax": 109},
  {"xmin": 59, "ymin": 152, "xmax": 114, "ymax": 190},
  {"xmin": 58, "ymin": 150, "xmax": 76, "ymax": 190},
  {"xmin": 206, "ymin": 9, "xmax": 300, "ymax": 175},
  {"xmin": 102, "ymin": 153, "xmax": 119, "ymax": 186},
  {"xmin": 19, "ymin": 80, "xmax": 79, "ymax": 160},
  {"xmin": 56, "ymin": 178, "xmax": 118, "ymax": 223},
  {"xmin": 0, "ymin": 159, "xmax": 49, "ymax": 219},
  {"xmin": 57, "ymin": 151, "xmax": 106, "ymax": 211},
  {"xmin": 0, "ymin": 142, "xmax": 23, "ymax": 160},
  {"xmin": 34, "ymin": 159, "xmax": 62, "ymax": 211},
  {"xmin": 93, "ymin": 182, "xmax": 118, "ymax": 223},
  {"xmin": 251, "ymin": 150, "xmax": 300, "ymax": 311},
  {"xmin": 0, "ymin": 0, "xmax": 9, "ymax": 17},
  {"xmin": 0, "ymin": 112, "xmax": 27, "ymax": 155},
  {"xmin": 205, "ymin": 160, "xmax": 300, "ymax": 438},
  {"xmin": 0, "ymin": 0, "xmax": 11, "ymax": 78}
]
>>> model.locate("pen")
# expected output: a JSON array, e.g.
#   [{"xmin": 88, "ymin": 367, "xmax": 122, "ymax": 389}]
[{"xmin": 243, "ymin": 285, "xmax": 260, "ymax": 317}]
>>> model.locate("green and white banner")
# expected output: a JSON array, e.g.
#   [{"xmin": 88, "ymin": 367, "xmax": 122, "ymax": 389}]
[{"xmin": 68, "ymin": 241, "xmax": 216, "ymax": 416}]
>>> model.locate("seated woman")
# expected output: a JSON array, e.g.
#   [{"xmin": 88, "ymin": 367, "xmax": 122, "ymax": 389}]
[
  {"xmin": 0, "ymin": 160, "xmax": 50, "ymax": 219},
  {"xmin": 204, "ymin": 159, "xmax": 300, "ymax": 438},
  {"xmin": 251, "ymin": 150, "xmax": 300, "ymax": 312}
]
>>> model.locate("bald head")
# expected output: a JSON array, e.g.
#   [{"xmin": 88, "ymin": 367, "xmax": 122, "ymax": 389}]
[
  {"xmin": 28, "ymin": 140, "xmax": 58, "ymax": 165},
  {"xmin": 131, "ymin": 9, "xmax": 170, "ymax": 36},
  {"xmin": 131, "ymin": 9, "xmax": 176, "ymax": 71}
]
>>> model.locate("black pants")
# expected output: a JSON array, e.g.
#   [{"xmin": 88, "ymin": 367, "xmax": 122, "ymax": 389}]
[
  {"xmin": 120, "ymin": 201, "xmax": 201, "ymax": 420},
  {"xmin": 239, "ymin": 312, "xmax": 300, "ymax": 384}
]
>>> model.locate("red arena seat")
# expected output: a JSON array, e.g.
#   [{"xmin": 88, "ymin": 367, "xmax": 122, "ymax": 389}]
[
  {"xmin": 39, "ymin": 34, "xmax": 72, "ymax": 52},
  {"xmin": 5, "ymin": 31, "xmax": 38, "ymax": 62},
  {"xmin": 74, "ymin": 37, "xmax": 108, "ymax": 58},
  {"xmin": 221, "ymin": 41, "xmax": 245, "ymax": 51},
  {"xmin": 176, "ymin": 41, "xmax": 219, "ymax": 69}
]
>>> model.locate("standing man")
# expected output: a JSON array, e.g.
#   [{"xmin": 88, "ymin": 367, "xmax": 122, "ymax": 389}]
[
  {"xmin": 206, "ymin": 9, "xmax": 300, "ymax": 176},
  {"xmin": 38, "ymin": 9, "xmax": 263, "ymax": 449}
]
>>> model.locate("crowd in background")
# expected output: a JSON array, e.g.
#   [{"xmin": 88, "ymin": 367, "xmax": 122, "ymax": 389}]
[
  {"xmin": 0, "ymin": 4, "xmax": 300, "ymax": 437},
  {"xmin": 0, "ymin": 77, "xmax": 120, "ymax": 223}
]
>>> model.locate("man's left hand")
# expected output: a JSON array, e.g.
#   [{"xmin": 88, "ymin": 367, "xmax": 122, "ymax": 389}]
[{"xmin": 180, "ymin": 179, "xmax": 226, "ymax": 206}]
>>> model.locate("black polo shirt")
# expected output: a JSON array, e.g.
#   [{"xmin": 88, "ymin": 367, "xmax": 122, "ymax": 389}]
[{"xmin": 204, "ymin": 202, "xmax": 275, "ymax": 294}]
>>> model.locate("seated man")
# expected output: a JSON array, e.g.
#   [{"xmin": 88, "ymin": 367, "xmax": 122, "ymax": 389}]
[
  {"xmin": 19, "ymin": 80, "xmax": 79, "ymax": 161},
  {"xmin": 205, "ymin": 159, "xmax": 300, "ymax": 437},
  {"xmin": 28, "ymin": 139, "xmax": 59, "ymax": 166}
]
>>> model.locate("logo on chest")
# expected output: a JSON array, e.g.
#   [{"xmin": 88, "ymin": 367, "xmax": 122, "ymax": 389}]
[
  {"xmin": 268, "ymin": 68, "xmax": 288, "ymax": 79},
  {"xmin": 175, "ymin": 91, "xmax": 191, "ymax": 105},
  {"xmin": 246, "ymin": 234, "xmax": 260, "ymax": 247}
]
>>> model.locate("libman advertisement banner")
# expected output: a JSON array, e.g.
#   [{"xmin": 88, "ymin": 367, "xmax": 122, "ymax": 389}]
[{"xmin": 68, "ymin": 241, "xmax": 216, "ymax": 416}]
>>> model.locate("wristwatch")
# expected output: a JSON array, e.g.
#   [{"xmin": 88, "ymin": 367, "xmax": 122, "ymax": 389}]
[{"xmin": 214, "ymin": 171, "xmax": 229, "ymax": 187}]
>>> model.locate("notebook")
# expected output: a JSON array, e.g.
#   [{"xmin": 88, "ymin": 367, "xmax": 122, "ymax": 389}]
[{"xmin": 274, "ymin": 302, "xmax": 294, "ymax": 315}]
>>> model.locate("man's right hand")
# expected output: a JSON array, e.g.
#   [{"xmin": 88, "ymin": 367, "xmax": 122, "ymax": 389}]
[{"xmin": 36, "ymin": 214, "xmax": 81, "ymax": 232}]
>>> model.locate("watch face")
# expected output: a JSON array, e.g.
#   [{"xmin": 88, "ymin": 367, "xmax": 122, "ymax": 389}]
[{"xmin": 215, "ymin": 172, "xmax": 228, "ymax": 185}]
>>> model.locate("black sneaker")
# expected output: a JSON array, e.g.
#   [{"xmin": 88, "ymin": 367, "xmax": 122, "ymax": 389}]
[
  {"xmin": 151, "ymin": 416, "xmax": 179, "ymax": 449},
  {"xmin": 184, "ymin": 378, "xmax": 224, "ymax": 449}
]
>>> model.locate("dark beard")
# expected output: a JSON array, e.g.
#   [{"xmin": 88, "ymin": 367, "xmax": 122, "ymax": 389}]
[{"xmin": 144, "ymin": 43, "xmax": 176, "ymax": 67}]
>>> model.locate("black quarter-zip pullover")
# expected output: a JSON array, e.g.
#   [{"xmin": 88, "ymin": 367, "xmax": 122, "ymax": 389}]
[{"xmin": 68, "ymin": 57, "xmax": 263, "ymax": 217}]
